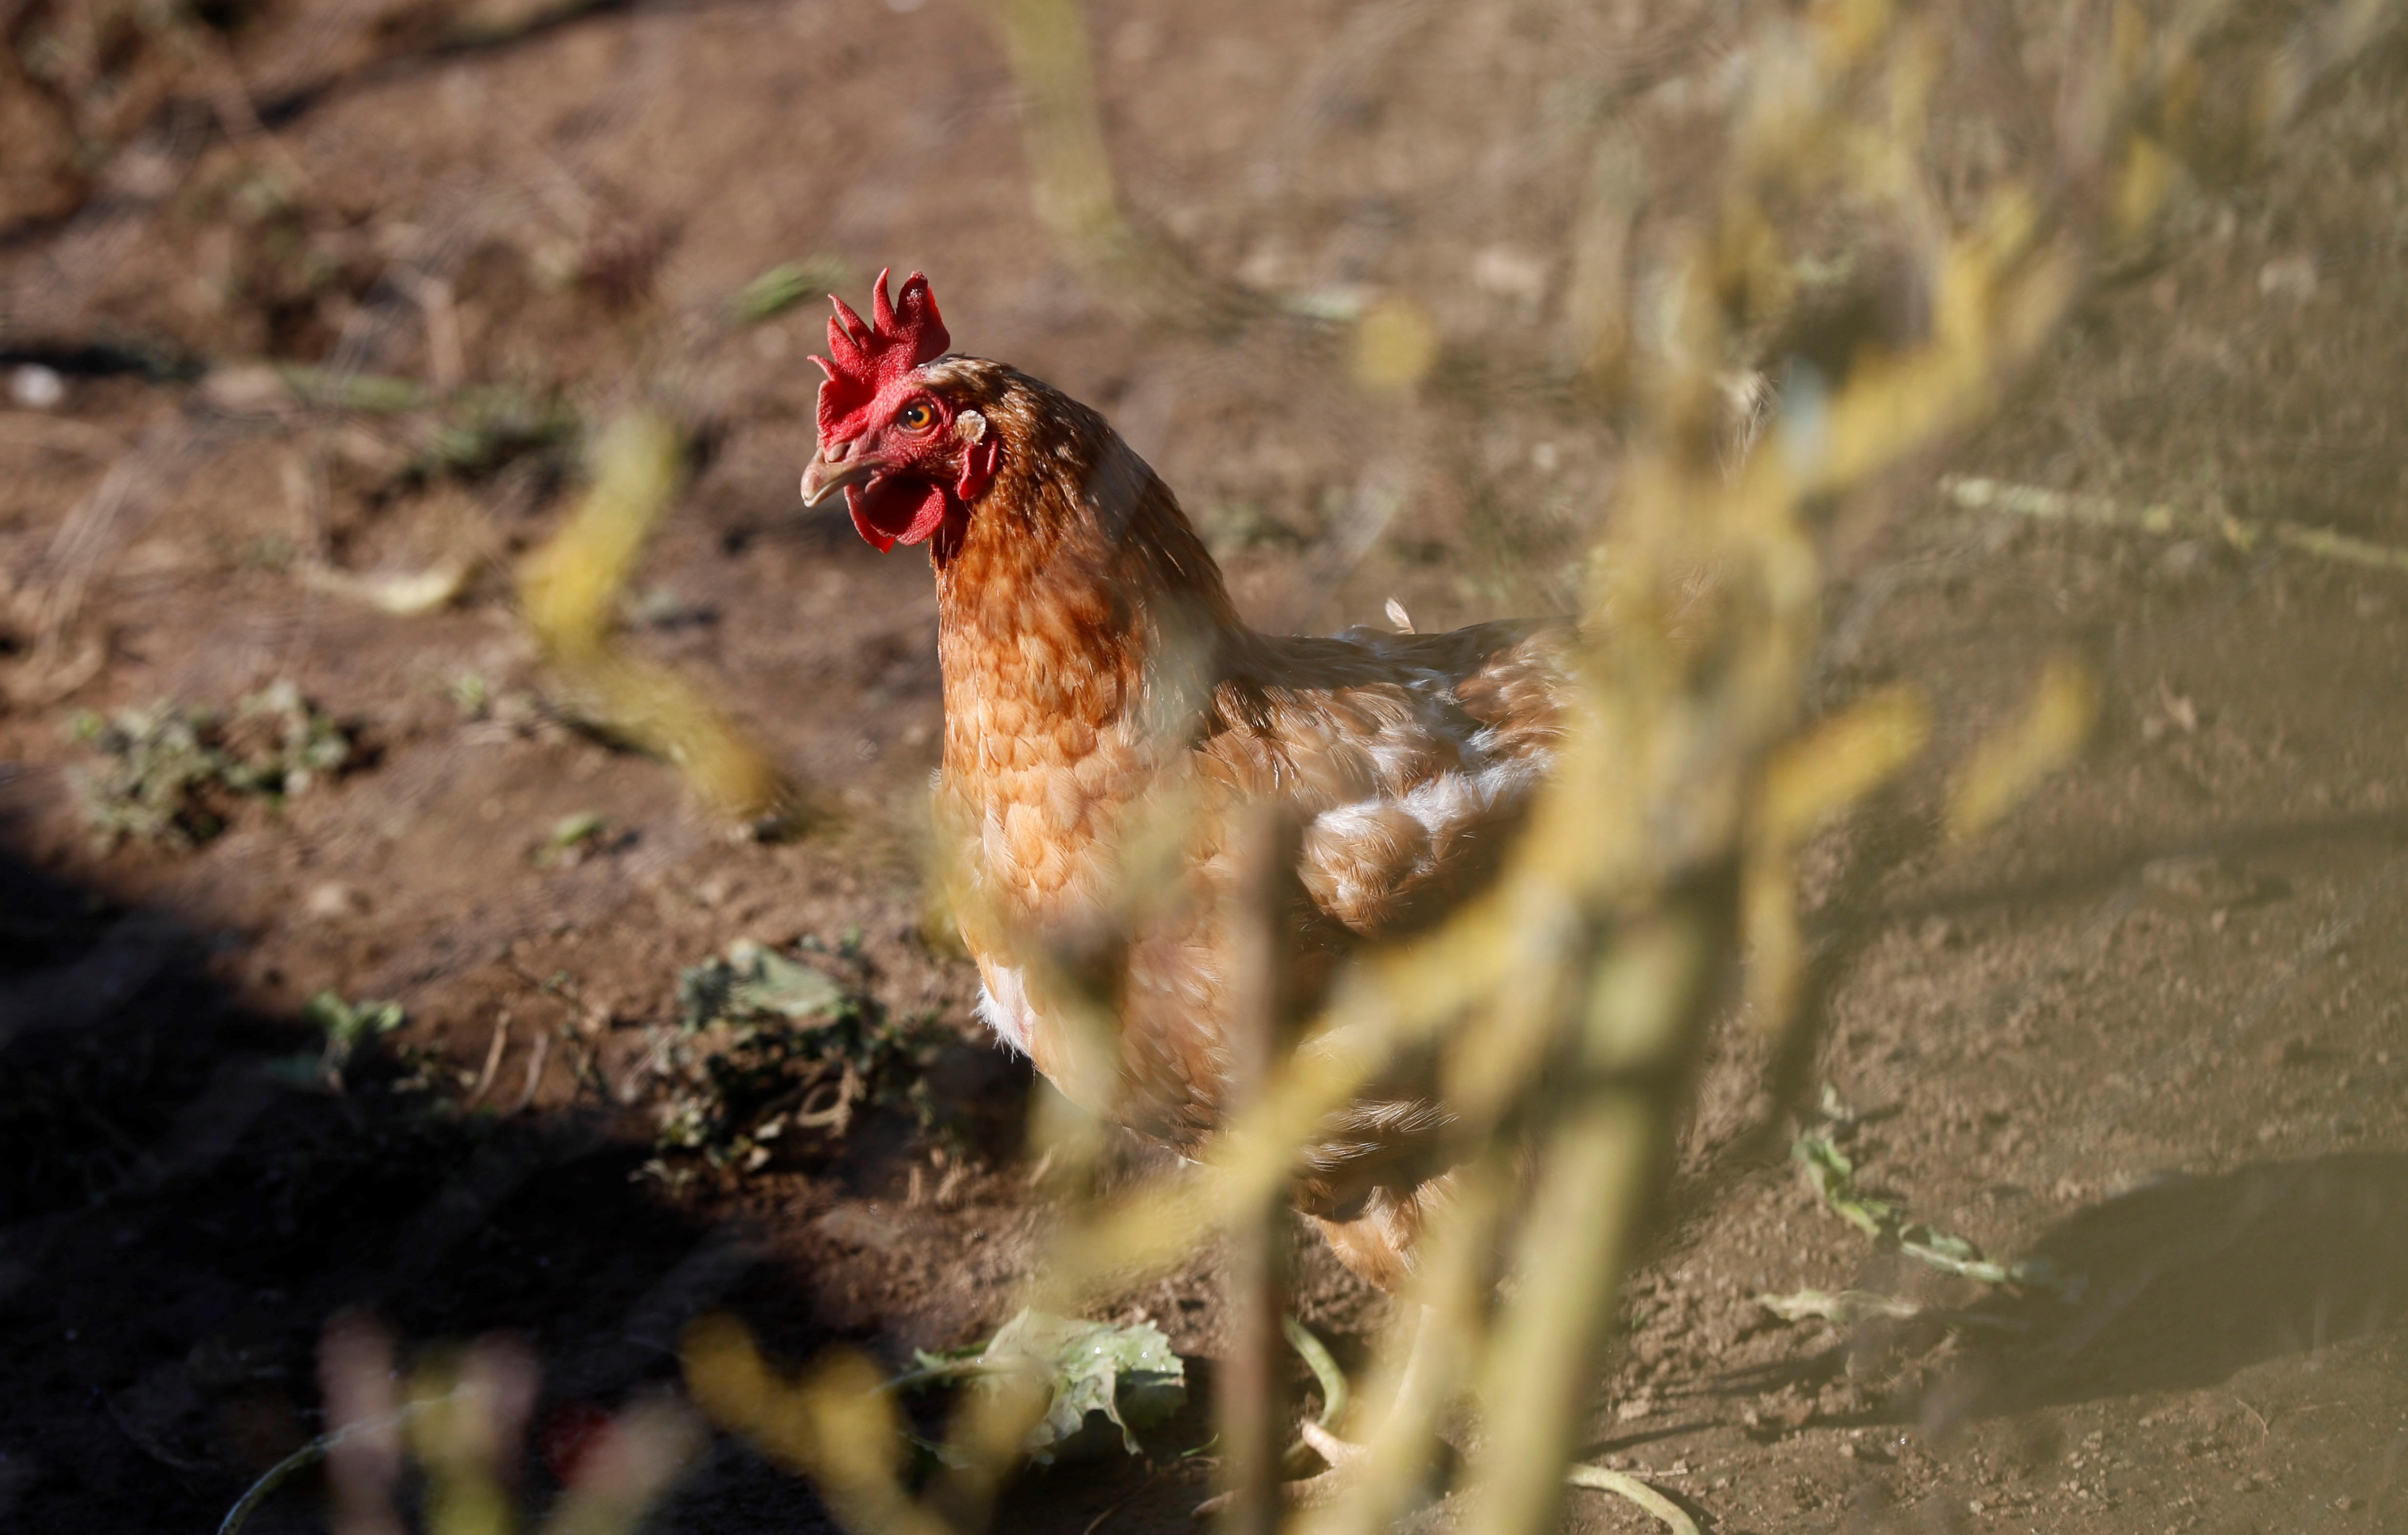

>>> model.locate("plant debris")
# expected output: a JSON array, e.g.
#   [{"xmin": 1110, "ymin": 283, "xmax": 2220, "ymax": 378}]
[
  {"xmin": 1754, "ymin": 1287, "xmax": 2029, "ymax": 1332},
  {"xmin": 67, "ymin": 682, "xmax": 357, "ymax": 849},
  {"xmin": 531, "ymin": 811, "xmax": 608, "ymax": 868},
  {"xmin": 1793, "ymin": 1135, "xmax": 2081, "ymax": 1297},
  {"xmin": 643, "ymin": 940, "xmax": 955, "ymax": 1179},
  {"xmin": 403, "ymin": 386, "xmax": 578, "ymax": 484},
  {"xmin": 730, "ymin": 256, "xmax": 855, "ymax": 325},
  {"xmin": 891, "ymin": 1308, "xmax": 1186, "ymax": 1462}
]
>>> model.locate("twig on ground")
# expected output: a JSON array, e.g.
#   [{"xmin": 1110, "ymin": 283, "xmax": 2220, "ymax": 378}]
[
  {"xmin": 1080, "ymin": 1494, "xmax": 1133, "ymax": 1535},
  {"xmin": 466, "ymin": 1012, "xmax": 512, "ymax": 1107},
  {"xmin": 511, "ymin": 1030, "xmax": 553, "ymax": 1115},
  {"xmin": 1945, "ymin": 475, "xmax": 2408, "ymax": 577},
  {"xmin": 1564, "ymin": 1463, "xmax": 1700, "ymax": 1535},
  {"xmin": 298, "ymin": 555, "xmax": 477, "ymax": 615}
]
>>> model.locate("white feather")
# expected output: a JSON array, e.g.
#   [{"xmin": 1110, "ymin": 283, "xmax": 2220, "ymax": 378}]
[{"xmin": 976, "ymin": 963, "xmax": 1037, "ymax": 1054}]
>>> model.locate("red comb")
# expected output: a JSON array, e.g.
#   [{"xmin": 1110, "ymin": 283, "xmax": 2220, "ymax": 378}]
[{"xmin": 812, "ymin": 268, "xmax": 951, "ymax": 441}]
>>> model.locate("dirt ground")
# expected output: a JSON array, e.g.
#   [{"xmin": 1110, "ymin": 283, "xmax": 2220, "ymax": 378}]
[{"xmin": 4, "ymin": 0, "xmax": 2408, "ymax": 1531}]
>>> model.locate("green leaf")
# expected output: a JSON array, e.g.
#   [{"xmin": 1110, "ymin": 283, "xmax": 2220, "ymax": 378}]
[{"xmin": 970, "ymin": 1308, "xmax": 1187, "ymax": 1461}]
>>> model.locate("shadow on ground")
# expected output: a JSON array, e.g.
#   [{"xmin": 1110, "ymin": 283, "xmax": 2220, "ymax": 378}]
[
  {"xmin": 0, "ymin": 844, "xmax": 855, "ymax": 1534},
  {"xmin": 1926, "ymin": 1154, "xmax": 2408, "ymax": 1424}
]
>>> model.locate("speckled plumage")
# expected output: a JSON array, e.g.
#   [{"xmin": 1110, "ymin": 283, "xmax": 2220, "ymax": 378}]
[{"xmin": 811, "ymin": 327, "xmax": 1577, "ymax": 1292}]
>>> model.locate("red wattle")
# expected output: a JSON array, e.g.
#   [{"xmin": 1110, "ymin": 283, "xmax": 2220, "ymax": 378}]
[{"xmin": 846, "ymin": 477, "xmax": 952, "ymax": 552}]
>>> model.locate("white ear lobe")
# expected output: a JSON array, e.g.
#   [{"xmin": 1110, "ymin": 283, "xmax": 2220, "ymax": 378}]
[{"xmin": 955, "ymin": 409, "xmax": 988, "ymax": 444}]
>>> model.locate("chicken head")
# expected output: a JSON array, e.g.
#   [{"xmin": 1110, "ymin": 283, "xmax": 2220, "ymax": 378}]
[{"xmin": 800, "ymin": 269, "xmax": 1003, "ymax": 556}]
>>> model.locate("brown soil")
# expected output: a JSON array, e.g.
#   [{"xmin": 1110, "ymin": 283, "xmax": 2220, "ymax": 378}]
[{"xmin": 4, "ymin": 2, "xmax": 2406, "ymax": 1532}]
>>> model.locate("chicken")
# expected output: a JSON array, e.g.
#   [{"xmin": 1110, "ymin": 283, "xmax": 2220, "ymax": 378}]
[{"xmin": 800, "ymin": 271, "xmax": 1577, "ymax": 1293}]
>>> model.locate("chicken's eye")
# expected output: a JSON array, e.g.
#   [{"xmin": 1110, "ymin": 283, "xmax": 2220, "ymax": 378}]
[{"xmin": 896, "ymin": 401, "xmax": 936, "ymax": 432}]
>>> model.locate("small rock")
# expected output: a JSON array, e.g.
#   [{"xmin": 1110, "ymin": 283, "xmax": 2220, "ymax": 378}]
[
  {"xmin": 199, "ymin": 364, "xmax": 290, "ymax": 414},
  {"xmin": 8, "ymin": 363, "xmax": 64, "ymax": 409},
  {"xmin": 2155, "ymin": 539, "xmax": 2215, "ymax": 584},
  {"xmin": 2142, "ymin": 855, "xmax": 2263, "ymax": 909},
  {"xmin": 1471, "ymin": 244, "xmax": 1550, "ymax": 307},
  {"xmin": 2256, "ymin": 254, "xmax": 2319, "ymax": 303},
  {"xmin": 2264, "ymin": 1035, "xmax": 2313, "ymax": 1068},
  {"xmin": 304, "ymin": 882, "xmax": 371, "ymax": 920}
]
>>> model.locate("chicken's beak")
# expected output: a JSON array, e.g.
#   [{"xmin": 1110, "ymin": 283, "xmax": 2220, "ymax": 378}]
[{"xmin": 800, "ymin": 439, "xmax": 885, "ymax": 507}]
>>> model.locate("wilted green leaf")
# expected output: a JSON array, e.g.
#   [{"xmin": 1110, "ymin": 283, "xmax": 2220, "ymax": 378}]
[
  {"xmin": 914, "ymin": 1308, "xmax": 1185, "ymax": 1462},
  {"xmin": 677, "ymin": 939, "xmax": 847, "ymax": 1029}
]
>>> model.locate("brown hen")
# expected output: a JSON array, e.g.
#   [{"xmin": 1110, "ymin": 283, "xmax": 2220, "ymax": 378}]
[{"xmin": 800, "ymin": 272, "xmax": 1576, "ymax": 1293}]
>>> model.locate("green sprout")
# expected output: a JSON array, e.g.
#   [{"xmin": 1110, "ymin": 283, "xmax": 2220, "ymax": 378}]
[{"xmin": 300, "ymin": 991, "xmax": 408, "ymax": 1083}]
